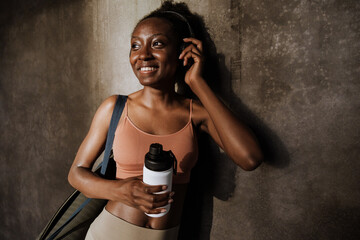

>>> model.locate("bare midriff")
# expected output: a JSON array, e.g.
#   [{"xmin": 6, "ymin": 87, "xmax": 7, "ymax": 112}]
[{"xmin": 105, "ymin": 183, "xmax": 188, "ymax": 230}]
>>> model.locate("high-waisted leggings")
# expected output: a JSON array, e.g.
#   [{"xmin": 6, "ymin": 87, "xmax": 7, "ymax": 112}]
[{"xmin": 85, "ymin": 208, "xmax": 179, "ymax": 240}]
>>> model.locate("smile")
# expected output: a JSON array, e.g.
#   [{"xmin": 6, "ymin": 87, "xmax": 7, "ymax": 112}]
[{"xmin": 139, "ymin": 67, "xmax": 158, "ymax": 73}]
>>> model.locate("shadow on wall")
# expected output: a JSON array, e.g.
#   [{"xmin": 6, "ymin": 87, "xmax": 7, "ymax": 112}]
[{"xmin": 177, "ymin": 6, "xmax": 290, "ymax": 240}]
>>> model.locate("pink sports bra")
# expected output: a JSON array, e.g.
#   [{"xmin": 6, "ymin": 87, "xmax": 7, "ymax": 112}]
[{"xmin": 112, "ymin": 100, "xmax": 198, "ymax": 184}]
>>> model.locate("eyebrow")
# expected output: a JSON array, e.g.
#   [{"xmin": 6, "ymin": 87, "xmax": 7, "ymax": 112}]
[{"xmin": 131, "ymin": 33, "xmax": 166, "ymax": 39}]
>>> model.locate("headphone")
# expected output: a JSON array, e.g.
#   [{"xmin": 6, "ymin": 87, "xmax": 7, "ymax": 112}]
[{"xmin": 161, "ymin": 11, "xmax": 194, "ymax": 52}]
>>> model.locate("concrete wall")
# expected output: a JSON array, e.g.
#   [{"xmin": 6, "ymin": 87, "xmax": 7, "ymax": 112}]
[{"xmin": 0, "ymin": 0, "xmax": 359, "ymax": 239}]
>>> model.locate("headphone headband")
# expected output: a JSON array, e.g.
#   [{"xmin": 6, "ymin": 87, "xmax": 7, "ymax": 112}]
[{"xmin": 161, "ymin": 10, "xmax": 194, "ymax": 37}]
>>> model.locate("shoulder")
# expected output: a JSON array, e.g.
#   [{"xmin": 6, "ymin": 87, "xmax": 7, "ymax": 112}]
[
  {"xmin": 97, "ymin": 95, "xmax": 118, "ymax": 115},
  {"xmin": 92, "ymin": 95, "xmax": 122, "ymax": 126}
]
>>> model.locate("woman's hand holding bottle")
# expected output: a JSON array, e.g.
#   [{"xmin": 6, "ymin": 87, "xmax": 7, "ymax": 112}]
[{"xmin": 110, "ymin": 177, "xmax": 174, "ymax": 215}]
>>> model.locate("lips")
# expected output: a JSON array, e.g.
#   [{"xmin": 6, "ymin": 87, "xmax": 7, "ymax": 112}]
[
  {"xmin": 137, "ymin": 64, "xmax": 159, "ymax": 74},
  {"xmin": 140, "ymin": 66, "xmax": 158, "ymax": 72}
]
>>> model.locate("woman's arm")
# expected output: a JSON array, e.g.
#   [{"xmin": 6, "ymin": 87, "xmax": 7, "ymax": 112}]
[
  {"xmin": 68, "ymin": 95, "xmax": 115, "ymax": 198},
  {"xmin": 68, "ymin": 95, "xmax": 172, "ymax": 214},
  {"xmin": 180, "ymin": 38, "xmax": 263, "ymax": 170}
]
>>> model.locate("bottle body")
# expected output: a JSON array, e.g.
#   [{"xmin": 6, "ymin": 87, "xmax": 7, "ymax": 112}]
[
  {"xmin": 143, "ymin": 143, "xmax": 177, "ymax": 218},
  {"xmin": 143, "ymin": 166, "xmax": 173, "ymax": 217}
]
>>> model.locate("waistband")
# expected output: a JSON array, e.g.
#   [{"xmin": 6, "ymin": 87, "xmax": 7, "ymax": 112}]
[{"xmin": 86, "ymin": 208, "xmax": 179, "ymax": 240}]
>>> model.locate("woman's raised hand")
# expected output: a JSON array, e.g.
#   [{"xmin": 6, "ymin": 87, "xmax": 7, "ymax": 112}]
[
  {"xmin": 111, "ymin": 176, "xmax": 174, "ymax": 214},
  {"xmin": 179, "ymin": 38, "xmax": 204, "ymax": 89}
]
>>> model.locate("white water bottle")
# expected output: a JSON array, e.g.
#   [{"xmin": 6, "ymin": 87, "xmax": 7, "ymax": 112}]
[{"xmin": 143, "ymin": 143, "xmax": 177, "ymax": 217}]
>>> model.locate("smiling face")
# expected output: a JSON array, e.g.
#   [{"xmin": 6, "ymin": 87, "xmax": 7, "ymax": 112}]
[{"xmin": 130, "ymin": 17, "xmax": 180, "ymax": 89}]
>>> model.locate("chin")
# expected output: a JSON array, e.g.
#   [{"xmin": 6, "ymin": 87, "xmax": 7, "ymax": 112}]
[
  {"xmin": 138, "ymin": 77, "xmax": 157, "ymax": 86},
  {"xmin": 139, "ymin": 78, "xmax": 174, "ymax": 91}
]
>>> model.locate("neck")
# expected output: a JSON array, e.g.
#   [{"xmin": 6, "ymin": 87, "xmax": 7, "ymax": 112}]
[{"xmin": 139, "ymin": 86, "xmax": 179, "ymax": 108}]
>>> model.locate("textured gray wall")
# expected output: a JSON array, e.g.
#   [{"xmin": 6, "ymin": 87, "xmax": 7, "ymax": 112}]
[
  {"xmin": 0, "ymin": 0, "xmax": 97, "ymax": 239},
  {"xmin": 1, "ymin": 0, "xmax": 359, "ymax": 239}
]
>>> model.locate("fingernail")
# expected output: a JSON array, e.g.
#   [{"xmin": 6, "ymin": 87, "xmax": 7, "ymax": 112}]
[
  {"xmin": 162, "ymin": 185, "xmax": 168, "ymax": 190},
  {"xmin": 161, "ymin": 209, "xmax": 167, "ymax": 213},
  {"xmin": 168, "ymin": 199, "xmax": 174, "ymax": 204}
]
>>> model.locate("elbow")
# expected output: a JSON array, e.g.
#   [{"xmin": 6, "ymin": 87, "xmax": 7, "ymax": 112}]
[
  {"xmin": 67, "ymin": 167, "xmax": 78, "ymax": 189},
  {"xmin": 236, "ymin": 152, "xmax": 263, "ymax": 171},
  {"xmin": 67, "ymin": 168, "xmax": 91, "ymax": 198},
  {"xmin": 67, "ymin": 165, "xmax": 99, "ymax": 199},
  {"xmin": 67, "ymin": 170, "xmax": 75, "ymax": 188},
  {"xmin": 242, "ymin": 156, "xmax": 262, "ymax": 171}
]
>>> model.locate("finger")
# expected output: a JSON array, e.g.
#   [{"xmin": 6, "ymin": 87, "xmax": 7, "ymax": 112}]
[
  {"xmin": 183, "ymin": 45, "xmax": 202, "ymax": 57},
  {"xmin": 137, "ymin": 189, "xmax": 174, "ymax": 205},
  {"xmin": 143, "ymin": 197, "xmax": 172, "ymax": 209},
  {"xmin": 126, "ymin": 177, "xmax": 166, "ymax": 194},
  {"xmin": 183, "ymin": 43, "xmax": 202, "ymax": 55},
  {"xmin": 139, "ymin": 205, "xmax": 167, "ymax": 215},
  {"xmin": 179, "ymin": 44, "xmax": 202, "ymax": 60},
  {"xmin": 189, "ymin": 46, "xmax": 201, "ymax": 57},
  {"xmin": 133, "ymin": 185, "xmax": 172, "ymax": 201},
  {"xmin": 135, "ymin": 194, "xmax": 172, "ymax": 209},
  {"xmin": 142, "ymin": 190, "xmax": 172, "ymax": 203},
  {"xmin": 183, "ymin": 38, "xmax": 203, "ymax": 51},
  {"xmin": 143, "ymin": 184, "xmax": 168, "ymax": 194},
  {"xmin": 134, "ymin": 175, "xmax": 143, "ymax": 180},
  {"xmin": 183, "ymin": 51, "xmax": 201, "ymax": 66}
]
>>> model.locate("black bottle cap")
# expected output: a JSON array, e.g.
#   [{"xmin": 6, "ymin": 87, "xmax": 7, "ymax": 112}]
[
  {"xmin": 145, "ymin": 143, "xmax": 173, "ymax": 171},
  {"xmin": 149, "ymin": 143, "xmax": 162, "ymax": 156}
]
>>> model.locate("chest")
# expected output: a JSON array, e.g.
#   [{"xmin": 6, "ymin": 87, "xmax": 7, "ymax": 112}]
[
  {"xmin": 128, "ymin": 107, "xmax": 191, "ymax": 135},
  {"xmin": 112, "ymin": 116, "xmax": 198, "ymax": 183}
]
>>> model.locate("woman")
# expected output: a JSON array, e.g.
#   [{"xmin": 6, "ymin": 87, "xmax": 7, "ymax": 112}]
[{"xmin": 68, "ymin": 2, "xmax": 263, "ymax": 239}]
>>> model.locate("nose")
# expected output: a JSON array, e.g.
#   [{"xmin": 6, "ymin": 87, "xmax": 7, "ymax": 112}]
[{"xmin": 138, "ymin": 45, "xmax": 154, "ymax": 60}]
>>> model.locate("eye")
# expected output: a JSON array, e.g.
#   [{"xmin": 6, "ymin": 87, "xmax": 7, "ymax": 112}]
[
  {"xmin": 153, "ymin": 41, "xmax": 164, "ymax": 48},
  {"xmin": 131, "ymin": 42, "xmax": 140, "ymax": 50}
]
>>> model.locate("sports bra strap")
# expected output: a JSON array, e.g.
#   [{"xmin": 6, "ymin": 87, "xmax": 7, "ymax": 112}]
[{"xmin": 189, "ymin": 99, "xmax": 193, "ymax": 121}]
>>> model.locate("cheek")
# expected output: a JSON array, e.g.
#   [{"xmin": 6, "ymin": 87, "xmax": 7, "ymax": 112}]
[
  {"xmin": 129, "ymin": 54, "xmax": 137, "ymax": 69},
  {"xmin": 161, "ymin": 55, "xmax": 177, "ymax": 73},
  {"xmin": 161, "ymin": 51, "xmax": 178, "ymax": 66}
]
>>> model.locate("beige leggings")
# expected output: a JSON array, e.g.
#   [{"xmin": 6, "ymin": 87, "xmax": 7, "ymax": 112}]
[{"xmin": 85, "ymin": 208, "xmax": 179, "ymax": 240}]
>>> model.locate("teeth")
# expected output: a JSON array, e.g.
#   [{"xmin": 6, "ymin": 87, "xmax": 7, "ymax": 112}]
[{"xmin": 140, "ymin": 67, "xmax": 157, "ymax": 71}]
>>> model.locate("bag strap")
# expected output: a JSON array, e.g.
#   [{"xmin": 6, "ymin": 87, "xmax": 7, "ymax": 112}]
[
  {"xmin": 46, "ymin": 95, "xmax": 127, "ymax": 240},
  {"xmin": 47, "ymin": 197, "xmax": 92, "ymax": 240},
  {"xmin": 100, "ymin": 95, "xmax": 127, "ymax": 177}
]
